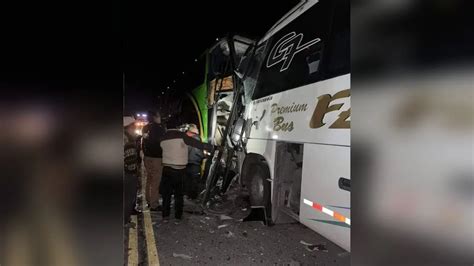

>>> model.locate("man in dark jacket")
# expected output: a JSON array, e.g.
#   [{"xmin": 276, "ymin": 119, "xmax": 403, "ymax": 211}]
[
  {"xmin": 185, "ymin": 124, "xmax": 204, "ymax": 200},
  {"xmin": 142, "ymin": 110, "xmax": 166, "ymax": 211},
  {"xmin": 160, "ymin": 128, "xmax": 213, "ymax": 222},
  {"xmin": 124, "ymin": 117, "xmax": 139, "ymax": 223}
]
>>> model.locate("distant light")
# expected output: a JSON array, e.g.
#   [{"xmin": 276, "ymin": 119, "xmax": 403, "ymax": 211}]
[
  {"xmin": 194, "ymin": 58, "xmax": 198, "ymax": 62},
  {"xmin": 137, "ymin": 114, "xmax": 141, "ymax": 117},
  {"xmin": 272, "ymin": 134, "xmax": 279, "ymax": 139},
  {"xmin": 173, "ymin": 80, "xmax": 176, "ymax": 83},
  {"xmin": 216, "ymin": 38, "xmax": 219, "ymax": 41},
  {"xmin": 161, "ymin": 92, "xmax": 164, "ymax": 95},
  {"xmin": 182, "ymin": 71, "xmax": 185, "ymax": 75},
  {"xmin": 167, "ymin": 86, "xmax": 170, "ymax": 89},
  {"xmin": 142, "ymin": 114, "xmax": 147, "ymax": 117}
]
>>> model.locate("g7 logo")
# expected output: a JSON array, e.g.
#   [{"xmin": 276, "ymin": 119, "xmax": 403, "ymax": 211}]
[{"xmin": 266, "ymin": 32, "xmax": 321, "ymax": 72}]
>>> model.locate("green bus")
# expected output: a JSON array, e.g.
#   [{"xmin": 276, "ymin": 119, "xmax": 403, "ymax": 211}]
[{"xmin": 183, "ymin": 36, "xmax": 253, "ymax": 144}]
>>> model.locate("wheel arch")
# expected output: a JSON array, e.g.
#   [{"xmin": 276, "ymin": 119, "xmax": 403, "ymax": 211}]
[{"xmin": 241, "ymin": 152, "xmax": 270, "ymax": 188}]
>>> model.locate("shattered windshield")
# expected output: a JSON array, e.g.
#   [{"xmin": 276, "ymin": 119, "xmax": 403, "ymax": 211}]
[
  {"xmin": 207, "ymin": 37, "xmax": 255, "ymax": 106},
  {"xmin": 238, "ymin": 41, "xmax": 269, "ymax": 105},
  {"xmin": 208, "ymin": 37, "xmax": 254, "ymax": 82}
]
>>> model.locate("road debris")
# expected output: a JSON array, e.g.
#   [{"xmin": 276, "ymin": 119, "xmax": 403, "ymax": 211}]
[
  {"xmin": 218, "ymin": 224, "xmax": 230, "ymax": 229},
  {"xmin": 300, "ymin": 240, "xmax": 312, "ymax": 246},
  {"xmin": 224, "ymin": 231, "xmax": 235, "ymax": 238},
  {"xmin": 300, "ymin": 241, "xmax": 328, "ymax": 252},
  {"xmin": 219, "ymin": 214, "xmax": 232, "ymax": 220},
  {"xmin": 143, "ymin": 181, "xmax": 350, "ymax": 265},
  {"xmin": 173, "ymin": 253, "xmax": 192, "ymax": 260}
]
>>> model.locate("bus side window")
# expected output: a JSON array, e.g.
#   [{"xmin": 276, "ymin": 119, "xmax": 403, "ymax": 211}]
[
  {"xmin": 305, "ymin": 41, "xmax": 323, "ymax": 75},
  {"xmin": 306, "ymin": 50, "xmax": 321, "ymax": 74},
  {"xmin": 325, "ymin": 0, "xmax": 350, "ymax": 78},
  {"xmin": 250, "ymin": 0, "xmax": 333, "ymax": 100}
]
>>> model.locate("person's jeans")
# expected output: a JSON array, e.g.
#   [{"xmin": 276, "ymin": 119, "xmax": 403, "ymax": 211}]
[
  {"xmin": 185, "ymin": 164, "xmax": 201, "ymax": 200},
  {"xmin": 160, "ymin": 167, "xmax": 185, "ymax": 219},
  {"xmin": 144, "ymin": 157, "xmax": 162, "ymax": 208}
]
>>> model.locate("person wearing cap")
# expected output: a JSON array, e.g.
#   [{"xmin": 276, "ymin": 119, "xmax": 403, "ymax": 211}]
[
  {"xmin": 159, "ymin": 127, "xmax": 213, "ymax": 222},
  {"xmin": 123, "ymin": 117, "xmax": 139, "ymax": 223},
  {"xmin": 142, "ymin": 110, "xmax": 166, "ymax": 211},
  {"xmin": 185, "ymin": 124, "xmax": 204, "ymax": 200}
]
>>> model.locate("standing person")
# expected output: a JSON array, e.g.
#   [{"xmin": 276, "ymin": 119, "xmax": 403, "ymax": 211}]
[
  {"xmin": 142, "ymin": 110, "xmax": 166, "ymax": 211},
  {"xmin": 160, "ymin": 128, "xmax": 213, "ymax": 222},
  {"xmin": 134, "ymin": 133, "xmax": 145, "ymax": 212},
  {"xmin": 124, "ymin": 117, "xmax": 139, "ymax": 223},
  {"xmin": 185, "ymin": 124, "xmax": 204, "ymax": 200},
  {"xmin": 135, "ymin": 134, "xmax": 143, "ymax": 191}
]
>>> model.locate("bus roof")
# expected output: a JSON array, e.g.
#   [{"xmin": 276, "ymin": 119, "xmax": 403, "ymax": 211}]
[
  {"xmin": 208, "ymin": 35, "xmax": 255, "ymax": 56},
  {"xmin": 260, "ymin": 0, "xmax": 319, "ymax": 44}
]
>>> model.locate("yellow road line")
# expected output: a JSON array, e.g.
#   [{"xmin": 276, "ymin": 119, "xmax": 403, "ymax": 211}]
[
  {"xmin": 141, "ymin": 162, "xmax": 147, "ymax": 209},
  {"xmin": 127, "ymin": 215, "xmax": 138, "ymax": 266},
  {"xmin": 141, "ymin": 162, "xmax": 160, "ymax": 265},
  {"xmin": 143, "ymin": 211, "xmax": 160, "ymax": 265}
]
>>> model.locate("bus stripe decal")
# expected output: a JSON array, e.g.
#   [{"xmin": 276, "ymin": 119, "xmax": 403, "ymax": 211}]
[
  {"xmin": 334, "ymin": 212, "xmax": 345, "ymax": 222},
  {"xmin": 304, "ymin": 198, "xmax": 350, "ymax": 226},
  {"xmin": 322, "ymin": 207, "xmax": 334, "ymax": 216},
  {"xmin": 312, "ymin": 203, "xmax": 323, "ymax": 211}
]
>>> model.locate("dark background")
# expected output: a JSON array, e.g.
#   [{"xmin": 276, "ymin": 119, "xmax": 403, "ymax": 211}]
[
  {"xmin": 123, "ymin": 0, "xmax": 299, "ymax": 115},
  {"xmin": 0, "ymin": 1, "xmax": 122, "ymax": 264}
]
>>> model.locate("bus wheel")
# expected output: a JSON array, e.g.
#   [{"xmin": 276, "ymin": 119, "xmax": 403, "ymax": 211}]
[{"xmin": 242, "ymin": 155, "xmax": 272, "ymax": 223}]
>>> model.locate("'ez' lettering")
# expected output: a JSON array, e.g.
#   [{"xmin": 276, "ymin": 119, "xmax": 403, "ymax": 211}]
[
  {"xmin": 266, "ymin": 32, "xmax": 321, "ymax": 72},
  {"xmin": 310, "ymin": 89, "xmax": 350, "ymax": 129}
]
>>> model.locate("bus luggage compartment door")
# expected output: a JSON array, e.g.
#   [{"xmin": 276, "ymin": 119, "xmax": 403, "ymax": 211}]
[
  {"xmin": 272, "ymin": 142, "xmax": 304, "ymax": 224},
  {"xmin": 300, "ymin": 143, "xmax": 350, "ymax": 251}
]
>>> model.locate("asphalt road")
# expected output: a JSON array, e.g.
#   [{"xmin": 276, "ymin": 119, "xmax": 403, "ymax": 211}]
[{"xmin": 125, "ymin": 198, "xmax": 350, "ymax": 265}]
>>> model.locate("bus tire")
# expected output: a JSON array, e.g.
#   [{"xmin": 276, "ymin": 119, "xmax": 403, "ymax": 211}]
[{"xmin": 242, "ymin": 154, "xmax": 272, "ymax": 221}]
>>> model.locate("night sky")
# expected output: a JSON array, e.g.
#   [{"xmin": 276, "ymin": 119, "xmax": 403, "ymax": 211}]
[
  {"xmin": 0, "ymin": 0, "xmax": 298, "ymax": 115},
  {"xmin": 124, "ymin": 0, "xmax": 299, "ymax": 115}
]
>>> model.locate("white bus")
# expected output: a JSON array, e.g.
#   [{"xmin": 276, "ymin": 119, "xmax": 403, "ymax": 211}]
[{"xmin": 235, "ymin": 0, "xmax": 350, "ymax": 251}]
